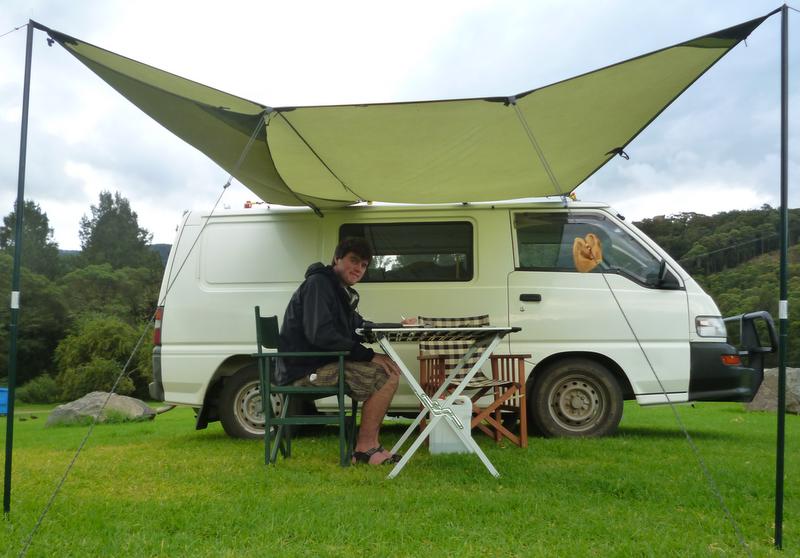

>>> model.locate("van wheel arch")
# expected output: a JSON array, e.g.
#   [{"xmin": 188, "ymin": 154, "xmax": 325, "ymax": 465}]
[
  {"xmin": 526, "ymin": 353, "xmax": 632, "ymax": 438},
  {"xmin": 219, "ymin": 363, "xmax": 267, "ymax": 439},
  {"xmin": 196, "ymin": 356, "xmax": 259, "ymax": 431},
  {"xmin": 527, "ymin": 352, "xmax": 634, "ymax": 401}
]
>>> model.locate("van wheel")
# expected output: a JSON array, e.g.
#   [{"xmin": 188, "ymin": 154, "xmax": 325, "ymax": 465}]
[
  {"xmin": 219, "ymin": 365, "xmax": 273, "ymax": 439},
  {"xmin": 530, "ymin": 358, "xmax": 622, "ymax": 438}
]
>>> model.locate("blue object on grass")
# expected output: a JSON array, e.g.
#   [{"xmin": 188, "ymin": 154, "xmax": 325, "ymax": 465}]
[{"xmin": 0, "ymin": 387, "xmax": 7, "ymax": 416}]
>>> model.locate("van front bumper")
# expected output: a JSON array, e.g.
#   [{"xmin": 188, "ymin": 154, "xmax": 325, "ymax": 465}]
[{"xmin": 688, "ymin": 342, "xmax": 762, "ymax": 402}]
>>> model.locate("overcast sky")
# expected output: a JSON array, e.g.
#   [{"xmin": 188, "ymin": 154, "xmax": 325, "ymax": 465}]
[{"xmin": 1, "ymin": 0, "xmax": 797, "ymax": 249}]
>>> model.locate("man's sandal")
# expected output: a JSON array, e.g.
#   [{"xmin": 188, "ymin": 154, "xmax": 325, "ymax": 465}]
[
  {"xmin": 377, "ymin": 445, "xmax": 402, "ymax": 463},
  {"xmin": 352, "ymin": 446, "xmax": 403, "ymax": 465},
  {"xmin": 352, "ymin": 447, "xmax": 392, "ymax": 465}
]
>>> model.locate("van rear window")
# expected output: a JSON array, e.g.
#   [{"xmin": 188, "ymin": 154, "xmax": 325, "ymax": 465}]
[{"xmin": 339, "ymin": 222, "xmax": 473, "ymax": 282}]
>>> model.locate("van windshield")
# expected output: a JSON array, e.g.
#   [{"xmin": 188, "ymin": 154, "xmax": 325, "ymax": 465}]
[{"xmin": 514, "ymin": 212, "xmax": 661, "ymax": 285}]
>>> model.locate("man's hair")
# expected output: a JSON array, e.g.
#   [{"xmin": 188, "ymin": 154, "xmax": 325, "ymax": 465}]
[{"xmin": 333, "ymin": 237, "xmax": 373, "ymax": 263}]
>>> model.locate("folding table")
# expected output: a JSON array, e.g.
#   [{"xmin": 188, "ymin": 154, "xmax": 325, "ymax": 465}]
[{"xmin": 357, "ymin": 325, "xmax": 521, "ymax": 479}]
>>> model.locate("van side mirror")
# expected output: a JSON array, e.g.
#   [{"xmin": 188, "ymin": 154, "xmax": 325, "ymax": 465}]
[{"xmin": 657, "ymin": 260, "xmax": 681, "ymax": 290}]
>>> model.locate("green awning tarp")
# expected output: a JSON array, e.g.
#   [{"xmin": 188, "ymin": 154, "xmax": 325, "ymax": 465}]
[{"xmin": 42, "ymin": 13, "xmax": 773, "ymax": 210}]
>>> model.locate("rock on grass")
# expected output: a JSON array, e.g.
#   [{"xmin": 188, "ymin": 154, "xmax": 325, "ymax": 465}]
[
  {"xmin": 746, "ymin": 367, "xmax": 800, "ymax": 414},
  {"xmin": 46, "ymin": 391, "xmax": 156, "ymax": 426}
]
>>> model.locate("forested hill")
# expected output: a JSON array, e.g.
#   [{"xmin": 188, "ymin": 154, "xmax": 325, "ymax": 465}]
[
  {"xmin": 694, "ymin": 244, "xmax": 799, "ymax": 366},
  {"xmin": 634, "ymin": 205, "xmax": 800, "ymax": 276},
  {"xmin": 636, "ymin": 205, "xmax": 799, "ymax": 366}
]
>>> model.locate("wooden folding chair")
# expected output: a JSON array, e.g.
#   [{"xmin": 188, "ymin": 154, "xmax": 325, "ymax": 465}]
[
  {"xmin": 253, "ymin": 306, "xmax": 358, "ymax": 467},
  {"xmin": 417, "ymin": 315, "xmax": 529, "ymax": 448}
]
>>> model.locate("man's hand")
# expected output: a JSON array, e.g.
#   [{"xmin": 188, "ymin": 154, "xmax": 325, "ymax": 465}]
[{"xmin": 372, "ymin": 353, "xmax": 401, "ymax": 377}]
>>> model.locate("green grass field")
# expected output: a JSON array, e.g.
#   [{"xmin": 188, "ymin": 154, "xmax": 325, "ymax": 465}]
[{"xmin": 1, "ymin": 402, "xmax": 797, "ymax": 557}]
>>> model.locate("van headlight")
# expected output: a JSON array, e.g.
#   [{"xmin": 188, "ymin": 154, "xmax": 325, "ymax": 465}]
[{"xmin": 696, "ymin": 316, "xmax": 726, "ymax": 338}]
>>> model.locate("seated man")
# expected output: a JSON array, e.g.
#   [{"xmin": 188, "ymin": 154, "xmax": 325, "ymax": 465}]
[{"xmin": 276, "ymin": 237, "xmax": 402, "ymax": 465}]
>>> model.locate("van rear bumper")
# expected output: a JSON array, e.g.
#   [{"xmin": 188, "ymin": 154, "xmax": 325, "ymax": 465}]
[
  {"xmin": 149, "ymin": 346, "xmax": 165, "ymax": 401},
  {"xmin": 688, "ymin": 342, "xmax": 762, "ymax": 402}
]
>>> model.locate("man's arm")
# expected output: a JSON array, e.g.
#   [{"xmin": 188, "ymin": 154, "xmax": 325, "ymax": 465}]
[
  {"xmin": 352, "ymin": 306, "xmax": 400, "ymax": 376},
  {"xmin": 352, "ymin": 311, "xmax": 374, "ymax": 340}
]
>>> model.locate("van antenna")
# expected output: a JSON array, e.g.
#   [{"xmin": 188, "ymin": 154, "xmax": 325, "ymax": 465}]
[{"xmin": 562, "ymin": 192, "xmax": 578, "ymax": 205}]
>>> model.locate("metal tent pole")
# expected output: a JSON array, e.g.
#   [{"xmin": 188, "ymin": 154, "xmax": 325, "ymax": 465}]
[
  {"xmin": 3, "ymin": 20, "xmax": 34, "ymax": 516},
  {"xmin": 775, "ymin": 3, "xmax": 789, "ymax": 551}
]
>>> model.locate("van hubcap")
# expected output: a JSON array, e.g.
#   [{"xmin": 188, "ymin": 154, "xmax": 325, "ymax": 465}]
[
  {"xmin": 234, "ymin": 381, "xmax": 265, "ymax": 435},
  {"xmin": 549, "ymin": 375, "xmax": 605, "ymax": 432},
  {"xmin": 234, "ymin": 381, "xmax": 283, "ymax": 436}
]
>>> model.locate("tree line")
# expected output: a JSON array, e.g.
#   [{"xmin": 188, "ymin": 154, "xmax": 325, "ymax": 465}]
[
  {"xmin": 0, "ymin": 192, "xmax": 162, "ymax": 403},
  {"xmin": 636, "ymin": 205, "xmax": 798, "ymax": 367},
  {"xmin": 693, "ymin": 246, "xmax": 800, "ymax": 368},
  {"xmin": 635, "ymin": 205, "xmax": 800, "ymax": 275}
]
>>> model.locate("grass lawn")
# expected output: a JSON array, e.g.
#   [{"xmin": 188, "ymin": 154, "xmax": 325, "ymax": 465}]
[{"xmin": 1, "ymin": 401, "xmax": 797, "ymax": 557}]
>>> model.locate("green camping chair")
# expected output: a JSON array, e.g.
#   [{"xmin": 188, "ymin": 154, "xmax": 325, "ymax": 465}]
[{"xmin": 253, "ymin": 306, "xmax": 358, "ymax": 467}]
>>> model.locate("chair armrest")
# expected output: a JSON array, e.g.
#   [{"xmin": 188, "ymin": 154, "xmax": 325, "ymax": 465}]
[{"xmin": 251, "ymin": 351, "xmax": 350, "ymax": 358}]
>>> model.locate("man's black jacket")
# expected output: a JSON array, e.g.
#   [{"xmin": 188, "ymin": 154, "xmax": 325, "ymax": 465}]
[{"xmin": 276, "ymin": 262, "xmax": 375, "ymax": 385}]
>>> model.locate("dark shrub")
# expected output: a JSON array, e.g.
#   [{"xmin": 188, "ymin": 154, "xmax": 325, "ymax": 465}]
[
  {"xmin": 57, "ymin": 357, "xmax": 135, "ymax": 401},
  {"xmin": 16, "ymin": 373, "xmax": 61, "ymax": 403},
  {"xmin": 55, "ymin": 315, "xmax": 147, "ymax": 400}
]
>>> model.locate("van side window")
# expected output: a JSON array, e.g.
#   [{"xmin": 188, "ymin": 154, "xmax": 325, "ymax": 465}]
[
  {"xmin": 514, "ymin": 213, "xmax": 662, "ymax": 285},
  {"xmin": 339, "ymin": 222, "xmax": 473, "ymax": 282}
]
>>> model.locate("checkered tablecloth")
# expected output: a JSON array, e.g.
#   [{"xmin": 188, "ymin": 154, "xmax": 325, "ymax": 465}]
[{"xmin": 358, "ymin": 326, "xmax": 518, "ymax": 344}]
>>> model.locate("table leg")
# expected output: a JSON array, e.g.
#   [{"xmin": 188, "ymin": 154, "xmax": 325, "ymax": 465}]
[
  {"xmin": 441, "ymin": 334, "xmax": 503, "ymax": 404},
  {"xmin": 427, "ymin": 342, "xmax": 483, "ymax": 400},
  {"xmin": 381, "ymin": 333, "xmax": 505, "ymax": 478},
  {"xmin": 377, "ymin": 338, "xmax": 437, "ymax": 453},
  {"xmin": 444, "ymin": 414, "xmax": 500, "ymax": 478},
  {"xmin": 388, "ymin": 338, "xmax": 486, "ymax": 453},
  {"xmin": 435, "ymin": 334, "xmax": 503, "ymax": 478},
  {"xmin": 387, "ymin": 415, "xmax": 439, "ymax": 479},
  {"xmin": 390, "ymin": 411, "xmax": 499, "ymax": 479}
]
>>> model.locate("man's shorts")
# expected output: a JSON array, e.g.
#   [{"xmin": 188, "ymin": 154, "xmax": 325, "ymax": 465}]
[{"xmin": 292, "ymin": 360, "xmax": 389, "ymax": 401}]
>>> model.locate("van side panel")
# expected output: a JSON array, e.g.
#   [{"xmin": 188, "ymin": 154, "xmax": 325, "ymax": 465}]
[
  {"xmin": 507, "ymin": 270, "xmax": 654, "ymax": 387},
  {"xmin": 159, "ymin": 213, "xmax": 322, "ymax": 405}
]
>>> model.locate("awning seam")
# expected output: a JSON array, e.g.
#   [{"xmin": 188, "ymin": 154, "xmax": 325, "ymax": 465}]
[
  {"xmin": 511, "ymin": 102, "xmax": 564, "ymax": 197},
  {"xmin": 275, "ymin": 111, "xmax": 366, "ymax": 202}
]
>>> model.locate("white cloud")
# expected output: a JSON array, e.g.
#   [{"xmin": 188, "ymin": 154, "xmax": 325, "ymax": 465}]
[
  {"xmin": 609, "ymin": 183, "xmax": 765, "ymax": 221},
  {"xmin": 580, "ymin": 149, "xmax": 796, "ymax": 221}
]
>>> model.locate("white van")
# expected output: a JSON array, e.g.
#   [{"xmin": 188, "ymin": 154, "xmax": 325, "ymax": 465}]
[{"xmin": 150, "ymin": 201, "xmax": 775, "ymax": 438}]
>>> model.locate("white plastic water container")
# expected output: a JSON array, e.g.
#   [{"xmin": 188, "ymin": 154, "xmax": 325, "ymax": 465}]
[{"xmin": 429, "ymin": 395, "xmax": 474, "ymax": 454}]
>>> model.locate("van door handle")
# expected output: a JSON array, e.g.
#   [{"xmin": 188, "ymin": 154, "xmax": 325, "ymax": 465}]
[{"xmin": 520, "ymin": 294, "xmax": 542, "ymax": 302}]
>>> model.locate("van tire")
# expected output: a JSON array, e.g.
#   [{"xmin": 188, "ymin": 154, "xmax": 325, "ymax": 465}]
[
  {"xmin": 219, "ymin": 365, "xmax": 266, "ymax": 439},
  {"xmin": 530, "ymin": 358, "xmax": 622, "ymax": 438}
]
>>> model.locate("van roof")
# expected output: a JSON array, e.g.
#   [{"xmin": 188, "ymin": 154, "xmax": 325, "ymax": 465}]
[{"xmin": 195, "ymin": 199, "xmax": 612, "ymax": 219}]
